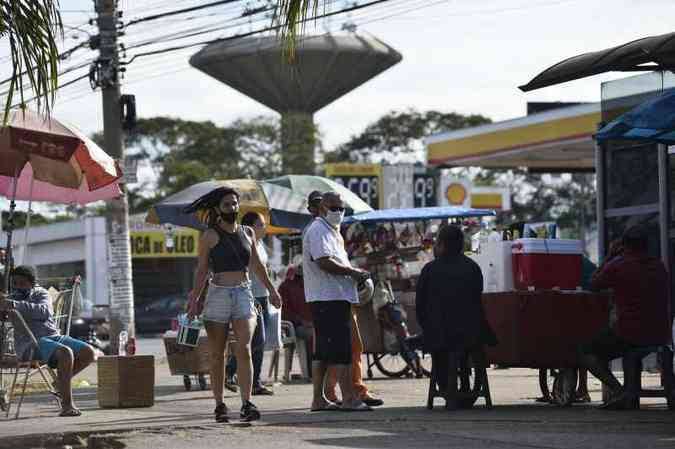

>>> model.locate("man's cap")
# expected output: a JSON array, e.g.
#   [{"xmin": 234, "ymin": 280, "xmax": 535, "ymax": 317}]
[
  {"xmin": 307, "ymin": 190, "xmax": 323, "ymax": 203},
  {"xmin": 11, "ymin": 265, "xmax": 37, "ymax": 284}
]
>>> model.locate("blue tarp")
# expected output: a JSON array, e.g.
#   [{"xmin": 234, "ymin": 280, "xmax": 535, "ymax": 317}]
[
  {"xmin": 342, "ymin": 206, "xmax": 495, "ymax": 225},
  {"xmin": 595, "ymin": 89, "xmax": 675, "ymax": 144}
]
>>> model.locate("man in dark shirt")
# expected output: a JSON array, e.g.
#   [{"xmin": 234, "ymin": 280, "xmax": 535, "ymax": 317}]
[
  {"xmin": 416, "ymin": 225, "xmax": 495, "ymax": 408},
  {"xmin": 580, "ymin": 225, "xmax": 670, "ymax": 409}
]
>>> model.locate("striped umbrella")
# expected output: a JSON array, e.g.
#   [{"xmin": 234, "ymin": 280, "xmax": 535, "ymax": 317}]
[{"xmin": 145, "ymin": 179, "xmax": 311, "ymax": 234}]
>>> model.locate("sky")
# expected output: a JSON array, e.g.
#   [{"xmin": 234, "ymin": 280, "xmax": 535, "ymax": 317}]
[
  {"xmin": 16, "ymin": 0, "xmax": 675, "ymax": 148},
  {"xmin": 1, "ymin": 0, "xmax": 675, "ymax": 211}
]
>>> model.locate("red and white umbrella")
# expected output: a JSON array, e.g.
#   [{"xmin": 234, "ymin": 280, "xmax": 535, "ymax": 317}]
[
  {"xmin": 0, "ymin": 110, "xmax": 124, "ymax": 290},
  {"xmin": 0, "ymin": 109, "xmax": 122, "ymax": 204}
]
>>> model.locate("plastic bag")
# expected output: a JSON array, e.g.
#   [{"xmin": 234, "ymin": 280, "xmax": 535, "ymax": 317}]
[{"xmin": 265, "ymin": 302, "xmax": 282, "ymax": 350}]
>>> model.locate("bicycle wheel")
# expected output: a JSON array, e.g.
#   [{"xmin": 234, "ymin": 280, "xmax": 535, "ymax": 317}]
[{"xmin": 373, "ymin": 353, "xmax": 411, "ymax": 378}]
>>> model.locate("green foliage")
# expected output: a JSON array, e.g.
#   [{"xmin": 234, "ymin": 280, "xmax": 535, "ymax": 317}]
[
  {"xmin": 0, "ymin": 0, "xmax": 62, "ymax": 122},
  {"xmin": 121, "ymin": 116, "xmax": 288, "ymax": 213},
  {"xmin": 325, "ymin": 108, "xmax": 492, "ymax": 163}
]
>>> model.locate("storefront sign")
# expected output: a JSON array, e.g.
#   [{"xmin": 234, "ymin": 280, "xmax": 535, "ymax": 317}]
[
  {"xmin": 130, "ymin": 229, "xmax": 199, "ymax": 258},
  {"xmin": 325, "ymin": 163, "xmax": 382, "ymax": 209}
]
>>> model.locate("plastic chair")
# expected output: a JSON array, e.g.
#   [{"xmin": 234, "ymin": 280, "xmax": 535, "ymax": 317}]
[
  {"xmin": 622, "ymin": 345, "xmax": 675, "ymax": 409},
  {"xmin": 427, "ymin": 346, "xmax": 492, "ymax": 411},
  {"xmin": 267, "ymin": 321, "xmax": 310, "ymax": 383},
  {"xmin": 1, "ymin": 310, "xmax": 60, "ymax": 419}
]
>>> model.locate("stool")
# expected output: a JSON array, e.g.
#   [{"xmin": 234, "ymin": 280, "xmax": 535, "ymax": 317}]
[
  {"xmin": 622, "ymin": 345, "xmax": 675, "ymax": 410},
  {"xmin": 427, "ymin": 346, "xmax": 492, "ymax": 410}
]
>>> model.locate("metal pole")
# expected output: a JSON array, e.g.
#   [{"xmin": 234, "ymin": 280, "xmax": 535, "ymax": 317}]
[
  {"xmin": 21, "ymin": 176, "xmax": 35, "ymax": 266},
  {"xmin": 95, "ymin": 0, "xmax": 135, "ymax": 353},
  {"xmin": 658, "ymin": 144, "xmax": 670, "ymax": 268},
  {"xmin": 594, "ymin": 125, "xmax": 606, "ymax": 263}
]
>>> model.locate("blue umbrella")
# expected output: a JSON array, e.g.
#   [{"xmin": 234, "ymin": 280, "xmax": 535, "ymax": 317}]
[
  {"xmin": 596, "ymin": 89, "xmax": 675, "ymax": 144},
  {"xmin": 342, "ymin": 206, "xmax": 495, "ymax": 225}
]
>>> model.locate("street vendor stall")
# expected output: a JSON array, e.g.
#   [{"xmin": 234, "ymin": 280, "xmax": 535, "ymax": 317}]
[{"xmin": 342, "ymin": 206, "xmax": 495, "ymax": 379}]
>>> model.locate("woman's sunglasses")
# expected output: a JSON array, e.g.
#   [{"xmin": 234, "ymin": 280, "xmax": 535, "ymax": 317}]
[{"xmin": 328, "ymin": 206, "xmax": 345, "ymax": 212}]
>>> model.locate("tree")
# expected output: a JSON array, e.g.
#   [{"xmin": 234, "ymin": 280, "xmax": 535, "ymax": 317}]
[
  {"xmin": 0, "ymin": 1, "xmax": 62, "ymax": 121},
  {"xmin": 116, "ymin": 116, "xmax": 292, "ymax": 212},
  {"xmin": 324, "ymin": 108, "xmax": 492, "ymax": 163}
]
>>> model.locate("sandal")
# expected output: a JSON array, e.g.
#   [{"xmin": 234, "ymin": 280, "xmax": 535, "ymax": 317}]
[
  {"xmin": 59, "ymin": 408, "xmax": 82, "ymax": 417},
  {"xmin": 310, "ymin": 403, "xmax": 341, "ymax": 412}
]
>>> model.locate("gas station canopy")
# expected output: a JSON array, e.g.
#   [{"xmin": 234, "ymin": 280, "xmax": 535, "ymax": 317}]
[{"xmin": 425, "ymin": 103, "xmax": 599, "ymax": 171}]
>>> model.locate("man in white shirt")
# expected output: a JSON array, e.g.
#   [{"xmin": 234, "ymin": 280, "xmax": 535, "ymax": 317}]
[{"xmin": 303, "ymin": 191, "xmax": 371, "ymax": 412}]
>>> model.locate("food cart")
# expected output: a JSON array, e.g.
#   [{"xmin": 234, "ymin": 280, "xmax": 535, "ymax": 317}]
[
  {"xmin": 342, "ymin": 206, "xmax": 495, "ymax": 379},
  {"xmin": 344, "ymin": 209, "xmax": 609, "ymax": 406}
]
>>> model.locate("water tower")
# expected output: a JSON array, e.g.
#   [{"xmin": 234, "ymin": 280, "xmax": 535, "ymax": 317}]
[{"xmin": 189, "ymin": 33, "xmax": 402, "ymax": 174}]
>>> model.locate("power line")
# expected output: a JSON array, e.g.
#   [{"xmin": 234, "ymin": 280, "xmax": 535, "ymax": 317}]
[
  {"xmin": 125, "ymin": 0, "xmax": 245, "ymax": 27},
  {"xmin": 124, "ymin": 0, "xmax": 393, "ymax": 63}
]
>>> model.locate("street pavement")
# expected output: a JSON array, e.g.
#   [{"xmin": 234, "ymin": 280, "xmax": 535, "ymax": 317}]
[{"xmin": 2, "ymin": 338, "xmax": 675, "ymax": 449}]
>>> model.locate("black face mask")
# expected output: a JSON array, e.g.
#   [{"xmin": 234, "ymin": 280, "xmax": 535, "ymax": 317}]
[{"xmin": 219, "ymin": 211, "xmax": 238, "ymax": 224}]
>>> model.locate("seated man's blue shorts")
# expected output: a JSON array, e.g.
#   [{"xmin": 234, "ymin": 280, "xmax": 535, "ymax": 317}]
[{"xmin": 38, "ymin": 335, "xmax": 89, "ymax": 368}]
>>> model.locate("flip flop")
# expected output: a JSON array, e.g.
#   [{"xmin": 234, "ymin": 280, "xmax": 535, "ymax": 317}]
[
  {"xmin": 339, "ymin": 403, "xmax": 373, "ymax": 412},
  {"xmin": 310, "ymin": 403, "xmax": 341, "ymax": 412},
  {"xmin": 59, "ymin": 408, "xmax": 82, "ymax": 417}
]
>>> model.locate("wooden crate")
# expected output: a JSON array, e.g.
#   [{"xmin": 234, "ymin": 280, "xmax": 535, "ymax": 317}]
[
  {"xmin": 98, "ymin": 355, "xmax": 155, "ymax": 408},
  {"xmin": 163, "ymin": 336, "xmax": 210, "ymax": 375}
]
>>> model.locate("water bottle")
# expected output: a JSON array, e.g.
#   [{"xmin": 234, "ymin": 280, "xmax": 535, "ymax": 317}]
[
  {"xmin": 118, "ymin": 330, "xmax": 128, "ymax": 356},
  {"xmin": 487, "ymin": 262, "xmax": 498, "ymax": 293},
  {"xmin": 478, "ymin": 222, "xmax": 490, "ymax": 254}
]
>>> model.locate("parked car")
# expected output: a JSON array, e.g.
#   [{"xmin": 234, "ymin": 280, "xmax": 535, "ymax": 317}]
[{"xmin": 135, "ymin": 294, "xmax": 188, "ymax": 335}]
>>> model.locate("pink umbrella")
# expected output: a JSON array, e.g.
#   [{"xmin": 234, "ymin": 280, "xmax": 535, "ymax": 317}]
[
  {"xmin": 0, "ymin": 110, "xmax": 123, "ymax": 290},
  {"xmin": 0, "ymin": 109, "xmax": 122, "ymax": 201}
]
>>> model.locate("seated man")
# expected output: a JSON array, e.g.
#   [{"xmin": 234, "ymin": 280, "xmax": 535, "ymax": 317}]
[
  {"xmin": 416, "ymin": 225, "xmax": 496, "ymax": 409},
  {"xmin": 581, "ymin": 226, "xmax": 670, "ymax": 409},
  {"xmin": 0, "ymin": 266, "xmax": 95, "ymax": 416}
]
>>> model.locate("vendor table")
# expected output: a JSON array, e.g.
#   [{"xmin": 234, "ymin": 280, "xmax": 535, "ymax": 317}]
[
  {"xmin": 482, "ymin": 290, "xmax": 610, "ymax": 405},
  {"xmin": 482, "ymin": 291, "xmax": 610, "ymax": 367}
]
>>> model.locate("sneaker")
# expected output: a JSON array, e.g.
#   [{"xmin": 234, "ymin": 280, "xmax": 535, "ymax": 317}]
[
  {"xmin": 214, "ymin": 403, "xmax": 229, "ymax": 423},
  {"xmin": 252, "ymin": 385, "xmax": 274, "ymax": 396},
  {"xmin": 240, "ymin": 400, "xmax": 261, "ymax": 422}
]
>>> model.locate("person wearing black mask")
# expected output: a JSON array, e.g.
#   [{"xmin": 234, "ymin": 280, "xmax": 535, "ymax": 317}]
[
  {"xmin": 184, "ymin": 187, "xmax": 281, "ymax": 423},
  {"xmin": 0, "ymin": 266, "xmax": 95, "ymax": 417}
]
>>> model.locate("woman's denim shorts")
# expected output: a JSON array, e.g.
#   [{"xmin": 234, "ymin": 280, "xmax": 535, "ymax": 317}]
[{"xmin": 203, "ymin": 282, "xmax": 255, "ymax": 324}]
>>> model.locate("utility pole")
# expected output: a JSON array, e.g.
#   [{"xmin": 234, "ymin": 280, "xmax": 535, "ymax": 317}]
[{"xmin": 94, "ymin": 0, "xmax": 135, "ymax": 353}]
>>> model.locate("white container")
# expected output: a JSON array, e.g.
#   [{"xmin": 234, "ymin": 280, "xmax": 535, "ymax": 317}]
[{"xmin": 469, "ymin": 240, "xmax": 514, "ymax": 292}]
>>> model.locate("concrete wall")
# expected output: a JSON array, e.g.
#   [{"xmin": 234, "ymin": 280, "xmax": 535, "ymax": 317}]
[{"xmin": 0, "ymin": 216, "xmax": 109, "ymax": 305}]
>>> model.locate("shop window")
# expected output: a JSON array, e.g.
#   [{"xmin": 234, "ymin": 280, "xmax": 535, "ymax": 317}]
[
  {"xmin": 605, "ymin": 142, "xmax": 659, "ymax": 209},
  {"xmin": 605, "ymin": 213, "xmax": 660, "ymax": 259}
]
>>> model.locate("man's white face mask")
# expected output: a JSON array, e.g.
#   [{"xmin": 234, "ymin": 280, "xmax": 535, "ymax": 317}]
[{"xmin": 325, "ymin": 209, "xmax": 345, "ymax": 227}]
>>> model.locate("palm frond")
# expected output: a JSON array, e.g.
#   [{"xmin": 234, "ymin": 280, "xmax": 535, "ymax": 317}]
[
  {"xmin": 273, "ymin": 0, "xmax": 322, "ymax": 62},
  {"xmin": 0, "ymin": 0, "xmax": 63, "ymax": 123}
]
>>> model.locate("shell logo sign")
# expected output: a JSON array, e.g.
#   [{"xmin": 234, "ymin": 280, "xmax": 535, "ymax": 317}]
[
  {"xmin": 446, "ymin": 183, "xmax": 468, "ymax": 205},
  {"xmin": 439, "ymin": 175, "xmax": 511, "ymax": 211}
]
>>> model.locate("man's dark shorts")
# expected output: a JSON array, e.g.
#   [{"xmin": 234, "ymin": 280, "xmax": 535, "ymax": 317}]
[
  {"xmin": 580, "ymin": 328, "xmax": 636, "ymax": 361},
  {"xmin": 310, "ymin": 300, "xmax": 352, "ymax": 365}
]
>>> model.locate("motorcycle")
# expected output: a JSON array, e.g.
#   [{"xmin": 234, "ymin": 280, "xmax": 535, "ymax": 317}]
[{"xmin": 69, "ymin": 317, "xmax": 111, "ymax": 355}]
